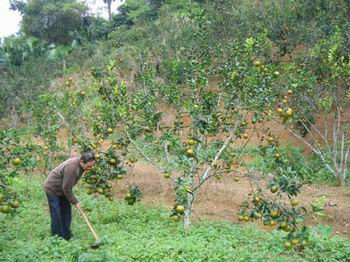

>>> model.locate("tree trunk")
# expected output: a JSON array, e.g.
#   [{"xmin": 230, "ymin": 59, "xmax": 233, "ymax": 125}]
[
  {"xmin": 183, "ymin": 191, "xmax": 194, "ymax": 230},
  {"xmin": 335, "ymin": 170, "xmax": 346, "ymax": 187},
  {"xmin": 108, "ymin": 1, "xmax": 112, "ymax": 20}
]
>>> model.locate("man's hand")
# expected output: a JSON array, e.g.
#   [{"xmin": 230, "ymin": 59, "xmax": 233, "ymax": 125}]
[{"xmin": 75, "ymin": 202, "xmax": 81, "ymax": 209}]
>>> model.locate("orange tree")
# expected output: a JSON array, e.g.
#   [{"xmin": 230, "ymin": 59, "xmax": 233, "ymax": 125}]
[
  {"xmin": 90, "ymin": 35, "xmax": 284, "ymax": 228},
  {"xmin": 29, "ymin": 94, "xmax": 62, "ymax": 175},
  {"xmin": 28, "ymin": 80, "xmax": 89, "ymax": 174},
  {"xmin": 0, "ymin": 129, "xmax": 31, "ymax": 215},
  {"xmin": 26, "ymin": 77, "xmax": 129, "ymax": 198},
  {"xmin": 237, "ymin": 132, "xmax": 309, "ymax": 250},
  {"xmin": 272, "ymin": 28, "xmax": 350, "ymax": 186},
  {"xmin": 217, "ymin": 37, "xmax": 310, "ymax": 249},
  {"xmin": 54, "ymin": 80, "xmax": 88, "ymax": 156},
  {"xmin": 79, "ymin": 139, "xmax": 127, "ymax": 200}
]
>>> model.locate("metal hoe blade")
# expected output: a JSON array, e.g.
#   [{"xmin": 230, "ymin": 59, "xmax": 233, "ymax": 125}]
[{"xmin": 90, "ymin": 239, "xmax": 102, "ymax": 249}]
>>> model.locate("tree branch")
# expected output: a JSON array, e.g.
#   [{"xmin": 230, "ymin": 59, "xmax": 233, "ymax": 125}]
[{"xmin": 125, "ymin": 130, "xmax": 164, "ymax": 172}]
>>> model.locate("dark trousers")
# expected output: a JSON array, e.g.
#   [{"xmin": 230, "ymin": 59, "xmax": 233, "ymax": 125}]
[{"xmin": 46, "ymin": 193, "xmax": 72, "ymax": 240}]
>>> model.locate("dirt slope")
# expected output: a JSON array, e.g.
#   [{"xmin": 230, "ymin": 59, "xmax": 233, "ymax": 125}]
[{"xmin": 112, "ymin": 161, "xmax": 350, "ymax": 238}]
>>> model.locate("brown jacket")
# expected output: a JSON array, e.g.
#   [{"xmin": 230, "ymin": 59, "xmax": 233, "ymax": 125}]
[{"xmin": 44, "ymin": 157, "xmax": 84, "ymax": 205}]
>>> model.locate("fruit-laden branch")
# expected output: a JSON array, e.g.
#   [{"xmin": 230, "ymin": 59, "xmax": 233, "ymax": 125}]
[{"xmin": 193, "ymin": 116, "xmax": 248, "ymax": 191}]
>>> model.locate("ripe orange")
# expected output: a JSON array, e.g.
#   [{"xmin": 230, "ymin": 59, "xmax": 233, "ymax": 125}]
[
  {"xmin": 286, "ymin": 108, "xmax": 293, "ymax": 116},
  {"xmin": 267, "ymin": 137, "xmax": 274, "ymax": 143},
  {"xmin": 109, "ymin": 159, "xmax": 116, "ymax": 165},
  {"xmin": 243, "ymin": 215, "xmax": 250, "ymax": 222},
  {"xmin": 291, "ymin": 239, "xmax": 300, "ymax": 246},
  {"xmin": 253, "ymin": 60, "xmax": 261, "ymax": 67},
  {"xmin": 187, "ymin": 139, "xmax": 197, "ymax": 145},
  {"xmin": 270, "ymin": 185, "xmax": 279, "ymax": 193},
  {"xmin": 254, "ymin": 196, "xmax": 262, "ymax": 203},
  {"xmin": 170, "ymin": 215, "xmax": 180, "ymax": 222},
  {"xmin": 125, "ymin": 193, "xmax": 132, "ymax": 199},
  {"xmin": 186, "ymin": 148, "xmax": 194, "ymax": 157},
  {"xmin": 10, "ymin": 200, "xmax": 19, "ymax": 208},
  {"xmin": 280, "ymin": 222, "xmax": 288, "ymax": 230},
  {"xmin": 270, "ymin": 210, "xmax": 279, "ymax": 218},
  {"xmin": 175, "ymin": 205, "xmax": 185, "ymax": 214},
  {"xmin": 0, "ymin": 205, "xmax": 10, "ymax": 213},
  {"xmin": 284, "ymin": 241, "xmax": 292, "ymax": 249},
  {"xmin": 290, "ymin": 198, "xmax": 299, "ymax": 207},
  {"xmin": 12, "ymin": 158, "xmax": 22, "ymax": 166}
]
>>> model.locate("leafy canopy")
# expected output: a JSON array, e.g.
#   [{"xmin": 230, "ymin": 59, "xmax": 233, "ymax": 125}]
[{"xmin": 11, "ymin": 0, "xmax": 89, "ymax": 45}]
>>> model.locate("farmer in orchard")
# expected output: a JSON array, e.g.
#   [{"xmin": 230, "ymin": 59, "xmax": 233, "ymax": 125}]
[{"xmin": 43, "ymin": 151, "xmax": 96, "ymax": 240}]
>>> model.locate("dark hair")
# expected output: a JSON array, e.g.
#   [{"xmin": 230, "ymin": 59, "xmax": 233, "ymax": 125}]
[{"xmin": 80, "ymin": 151, "xmax": 96, "ymax": 163}]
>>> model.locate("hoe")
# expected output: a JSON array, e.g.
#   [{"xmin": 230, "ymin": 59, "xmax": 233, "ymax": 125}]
[{"xmin": 77, "ymin": 207, "xmax": 102, "ymax": 248}]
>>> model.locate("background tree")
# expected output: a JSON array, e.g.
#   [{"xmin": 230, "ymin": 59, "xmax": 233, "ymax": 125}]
[
  {"xmin": 12, "ymin": 0, "xmax": 89, "ymax": 45},
  {"xmin": 103, "ymin": 0, "xmax": 117, "ymax": 20},
  {"xmin": 274, "ymin": 28, "xmax": 350, "ymax": 186}
]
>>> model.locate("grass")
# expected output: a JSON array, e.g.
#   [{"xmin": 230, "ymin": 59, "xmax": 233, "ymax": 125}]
[{"xmin": 0, "ymin": 175, "xmax": 349, "ymax": 261}]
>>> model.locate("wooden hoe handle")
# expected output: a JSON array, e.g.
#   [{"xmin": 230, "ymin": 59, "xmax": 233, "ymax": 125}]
[{"xmin": 77, "ymin": 207, "xmax": 100, "ymax": 241}]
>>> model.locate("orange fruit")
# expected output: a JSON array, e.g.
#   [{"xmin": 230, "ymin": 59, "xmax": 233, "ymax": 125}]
[
  {"xmin": 12, "ymin": 158, "xmax": 22, "ymax": 166},
  {"xmin": 175, "ymin": 205, "xmax": 185, "ymax": 214},
  {"xmin": 109, "ymin": 159, "xmax": 116, "ymax": 165},
  {"xmin": 186, "ymin": 148, "xmax": 194, "ymax": 157},
  {"xmin": 290, "ymin": 198, "xmax": 299, "ymax": 207},
  {"xmin": 187, "ymin": 139, "xmax": 197, "ymax": 145},
  {"xmin": 270, "ymin": 185, "xmax": 279, "ymax": 193},
  {"xmin": 270, "ymin": 210, "xmax": 279, "ymax": 218},
  {"xmin": 291, "ymin": 239, "xmax": 300, "ymax": 246},
  {"xmin": 284, "ymin": 241, "xmax": 292, "ymax": 249}
]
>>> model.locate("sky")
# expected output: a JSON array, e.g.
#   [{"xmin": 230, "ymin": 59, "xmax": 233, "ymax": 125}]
[
  {"xmin": 0, "ymin": 0, "xmax": 21, "ymax": 38},
  {"xmin": 0, "ymin": 0, "xmax": 124, "ymax": 39}
]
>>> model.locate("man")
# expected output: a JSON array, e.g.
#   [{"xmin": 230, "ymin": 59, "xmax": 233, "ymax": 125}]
[{"xmin": 44, "ymin": 151, "xmax": 96, "ymax": 240}]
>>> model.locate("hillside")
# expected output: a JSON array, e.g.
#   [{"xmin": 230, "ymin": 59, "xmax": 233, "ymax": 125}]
[{"xmin": 1, "ymin": 0, "xmax": 350, "ymax": 260}]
